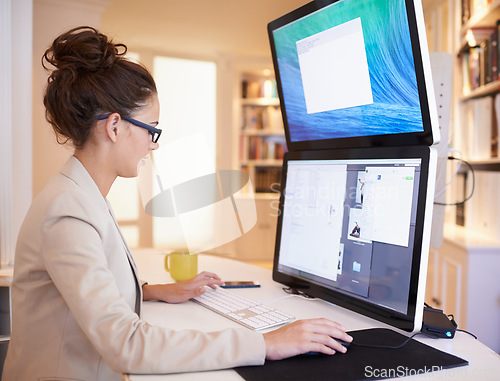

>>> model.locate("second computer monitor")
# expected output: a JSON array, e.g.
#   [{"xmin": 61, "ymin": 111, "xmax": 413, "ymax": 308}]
[{"xmin": 273, "ymin": 146, "xmax": 437, "ymax": 332}]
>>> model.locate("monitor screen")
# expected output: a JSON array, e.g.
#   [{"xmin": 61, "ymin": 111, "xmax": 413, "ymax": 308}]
[
  {"xmin": 272, "ymin": 146, "xmax": 436, "ymax": 332},
  {"xmin": 268, "ymin": 0, "xmax": 439, "ymax": 150}
]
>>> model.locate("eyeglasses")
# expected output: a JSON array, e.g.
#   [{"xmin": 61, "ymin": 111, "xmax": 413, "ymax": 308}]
[{"xmin": 96, "ymin": 114, "xmax": 162, "ymax": 143}]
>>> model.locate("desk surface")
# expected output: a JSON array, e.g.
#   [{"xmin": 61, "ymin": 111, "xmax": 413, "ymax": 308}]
[{"xmin": 129, "ymin": 250, "xmax": 500, "ymax": 380}]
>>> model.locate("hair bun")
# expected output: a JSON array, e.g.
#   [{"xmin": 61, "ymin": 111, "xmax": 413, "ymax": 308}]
[
  {"xmin": 43, "ymin": 26, "xmax": 156, "ymax": 150},
  {"xmin": 43, "ymin": 26, "xmax": 127, "ymax": 74}
]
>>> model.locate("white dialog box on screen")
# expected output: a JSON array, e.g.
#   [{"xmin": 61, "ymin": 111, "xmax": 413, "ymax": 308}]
[
  {"xmin": 297, "ymin": 17, "xmax": 373, "ymax": 114},
  {"xmin": 363, "ymin": 166, "xmax": 415, "ymax": 247}
]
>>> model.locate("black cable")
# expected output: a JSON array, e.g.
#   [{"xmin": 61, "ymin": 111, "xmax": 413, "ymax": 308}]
[
  {"xmin": 456, "ymin": 329, "xmax": 478, "ymax": 339},
  {"xmin": 424, "ymin": 302, "xmax": 438, "ymax": 310},
  {"xmin": 434, "ymin": 156, "xmax": 475, "ymax": 206},
  {"xmin": 351, "ymin": 333, "xmax": 420, "ymax": 349},
  {"xmin": 445, "ymin": 314, "xmax": 477, "ymax": 339}
]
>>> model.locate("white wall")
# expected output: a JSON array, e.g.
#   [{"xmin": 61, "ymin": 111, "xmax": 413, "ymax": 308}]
[
  {"xmin": 32, "ymin": 0, "xmax": 109, "ymax": 196},
  {"xmin": 0, "ymin": 0, "xmax": 109, "ymax": 266},
  {"xmin": 0, "ymin": 0, "xmax": 33, "ymax": 266},
  {"xmin": 12, "ymin": 0, "xmax": 34, "ymax": 264}
]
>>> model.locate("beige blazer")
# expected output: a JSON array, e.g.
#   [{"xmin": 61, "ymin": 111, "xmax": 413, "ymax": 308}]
[{"xmin": 3, "ymin": 157, "xmax": 265, "ymax": 381}]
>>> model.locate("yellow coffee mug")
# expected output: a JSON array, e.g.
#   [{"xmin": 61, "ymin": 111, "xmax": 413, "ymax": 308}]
[{"xmin": 164, "ymin": 250, "xmax": 198, "ymax": 281}]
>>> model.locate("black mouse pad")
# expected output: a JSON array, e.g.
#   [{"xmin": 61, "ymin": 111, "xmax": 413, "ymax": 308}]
[{"xmin": 234, "ymin": 328, "xmax": 468, "ymax": 381}]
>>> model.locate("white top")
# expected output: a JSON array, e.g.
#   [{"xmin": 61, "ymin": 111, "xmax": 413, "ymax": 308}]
[{"xmin": 3, "ymin": 157, "xmax": 265, "ymax": 381}]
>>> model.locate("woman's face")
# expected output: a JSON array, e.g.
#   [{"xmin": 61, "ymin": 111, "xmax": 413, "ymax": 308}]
[{"xmin": 117, "ymin": 94, "xmax": 160, "ymax": 178}]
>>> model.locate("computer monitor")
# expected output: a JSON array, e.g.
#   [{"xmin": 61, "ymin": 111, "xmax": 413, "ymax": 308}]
[
  {"xmin": 268, "ymin": 0, "xmax": 440, "ymax": 151},
  {"xmin": 272, "ymin": 146, "xmax": 437, "ymax": 332}
]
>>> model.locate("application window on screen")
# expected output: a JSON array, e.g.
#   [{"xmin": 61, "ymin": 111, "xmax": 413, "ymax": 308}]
[
  {"xmin": 296, "ymin": 17, "xmax": 373, "ymax": 114},
  {"xmin": 366, "ymin": 166, "xmax": 415, "ymax": 246},
  {"xmin": 280, "ymin": 164, "xmax": 347, "ymax": 282}
]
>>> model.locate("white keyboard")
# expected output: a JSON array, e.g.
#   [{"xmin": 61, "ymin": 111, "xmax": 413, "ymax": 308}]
[{"xmin": 192, "ymin": 287, "xmax": 295, "ymax": 330}]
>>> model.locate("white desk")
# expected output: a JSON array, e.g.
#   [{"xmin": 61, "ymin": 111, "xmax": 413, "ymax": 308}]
[{"xmin": 129, "ymin": 250, "xmax": 500, "ymax": 380}]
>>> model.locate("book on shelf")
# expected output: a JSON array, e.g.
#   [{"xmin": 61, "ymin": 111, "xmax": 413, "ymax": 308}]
[
  {"xmin": 493, "ymin": 93, "xmax": 500, "ymax": 156},
  {"xmin": 462, "ymin": 49, "xmax": 472, "ymax": 95},
  {"xmin": 242, "ymin": 106, "xmax": 264, "ymax": 130},
  {"xmin": 254, "ymin": 167, "xmax": 282, "ymax": 193},
  {"xmin": 240, "ymin": 166, "xmax": 282, "ymax": 194},
  {"xmin": 242, "ymin": 105, "xmax": 284, "ymax": 131},
  {"xmin": 460, "ymin": 23, "xmax": 500, "ymax": 93},
  {"xmin": 246, "ymin": 135, "xmax": 287, "ymax": 160},
  {"xmin": 459, "ymin": 95, "xmax": 496, "ymax": 160},
  {"xmin": 490, "ymin": 27, "xmax": 498, "ymax": 83},
  {"xmin": 239, "ymin": 134, "xmax": 248, "ymax": 162},
  {"xmin": 250, "ymin": 136, "xmax": 262, "ymax": 160},
  {"xmin": 483, "ymin": 38, "xmax": 491, "ymax": 84},
  {"xmin": 462, "ymin": 0, "xmax": 471, "ymax": 25},
  {"xmin": 460, "ymin": 44, "xmax": 486, "ymax": 92},
  {"xmin": 241, "ymin": 78, "xmax": 278, "ymax": 99},
  {"xmin": 455, "ymin": 172, "xmax": 466, "ymax": 227}
]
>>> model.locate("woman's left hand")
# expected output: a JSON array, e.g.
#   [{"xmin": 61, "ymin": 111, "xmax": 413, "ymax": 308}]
[{"xmin": 142, "ymin": 271, "xmax": 224, "ymax": 303}]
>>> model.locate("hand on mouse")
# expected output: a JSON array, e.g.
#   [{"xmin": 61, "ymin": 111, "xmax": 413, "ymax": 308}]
[{"xmin": 263, "ymin": 318, "xmax": 353, "ymax": 360}]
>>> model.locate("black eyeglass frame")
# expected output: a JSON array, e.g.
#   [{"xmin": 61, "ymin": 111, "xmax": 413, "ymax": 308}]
[{"xmin": 96, "ymin": 113, "xmax": 162, "ymax": 143}]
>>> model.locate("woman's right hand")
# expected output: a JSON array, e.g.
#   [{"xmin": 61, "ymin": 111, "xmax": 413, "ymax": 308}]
[
  {"xmin": 142, "ymin": 271, "xmax": 223, "ymax": 304},
  {"xmin": 263, "ymin": 318, "xmax": 352, "ymax": 360}
]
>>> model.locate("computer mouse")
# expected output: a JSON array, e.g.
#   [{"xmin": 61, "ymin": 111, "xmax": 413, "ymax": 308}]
[
  {"xmin": 336, "ymin": 339, "xmax": 351, "ymax": 349},
  {"xmin": 303, "ymin": 339, "xmax": 352, "ymax": 355}
]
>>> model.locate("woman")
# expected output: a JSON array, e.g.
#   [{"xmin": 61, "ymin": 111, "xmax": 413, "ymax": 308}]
[{"xmin": 3, "ymin": 26, "xmax": 351, "ymax": 381}]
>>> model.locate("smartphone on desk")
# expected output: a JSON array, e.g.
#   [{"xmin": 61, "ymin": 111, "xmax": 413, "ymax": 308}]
[{"xmin": 221, "ymin": 281, "xmax": 260, "ymax": 289}]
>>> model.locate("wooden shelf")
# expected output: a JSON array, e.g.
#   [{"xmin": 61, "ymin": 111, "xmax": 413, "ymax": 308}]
[
  {"xmin": 460, "ymin": 80, "xmax": 500, "ymax": 100},
  {"xmin": 236, "ymin": 192, "xmax": 280, "ymax": 200},
  {"xmin": 460, "ymin": 0, "xmax": 500, "ymax": 34},
  {"xmin": 241, "ymin": 129, "xmax": 285, "ymax": 137},
  {"xmin": 240, "ymin": 98, "xmax": 280, "ymax": 106},
  {"xmin": 469, "ymin": 158, "xmax": 500, "ymax": 171},
  {"xmin": 241, "ymin": 159, "xmax": 283, "ymax": 167}
]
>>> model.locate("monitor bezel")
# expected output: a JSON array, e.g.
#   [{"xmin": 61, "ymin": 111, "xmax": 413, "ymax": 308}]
[
  {"xmin": 267, "ymin": 0, "xmax": 439, "ymax": 151},
  {"xmin": 272, "ymin": 145, "xmax": 435, "ymax": 332}
]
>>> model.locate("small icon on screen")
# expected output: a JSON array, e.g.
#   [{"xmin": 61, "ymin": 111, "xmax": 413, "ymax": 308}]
[{"xmin": 353, "ymin": 261, "xmax": 361, "ymax": 272}]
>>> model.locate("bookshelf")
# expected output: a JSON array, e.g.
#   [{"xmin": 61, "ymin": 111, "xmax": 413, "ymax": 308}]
[
  {"xmin": 456, "ymin": 0, "xmax": 500, "ymax": 166},
  {"xmin": 423, "ymin": 1, "xmax": 500, "ymax": 352},
  {"xmin": 452, "ymin": 0, "xmax": 500, "ymax": 236},
  {"xmin": 452, "ymin": 0, "xmax": 500, "ymax": 234},
  {"xmin": 209, "ymin": 67, "xmax": 286, "ymax": 262},
  {"xmin": 238, "ymin": 73, "xmax": 286, "ymax": 195}
]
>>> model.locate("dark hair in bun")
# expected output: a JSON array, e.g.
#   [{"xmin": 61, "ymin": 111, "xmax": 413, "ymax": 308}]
[{"xmin": 42, "ymin": 26, "xmax": 157, "ymax": 149}]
